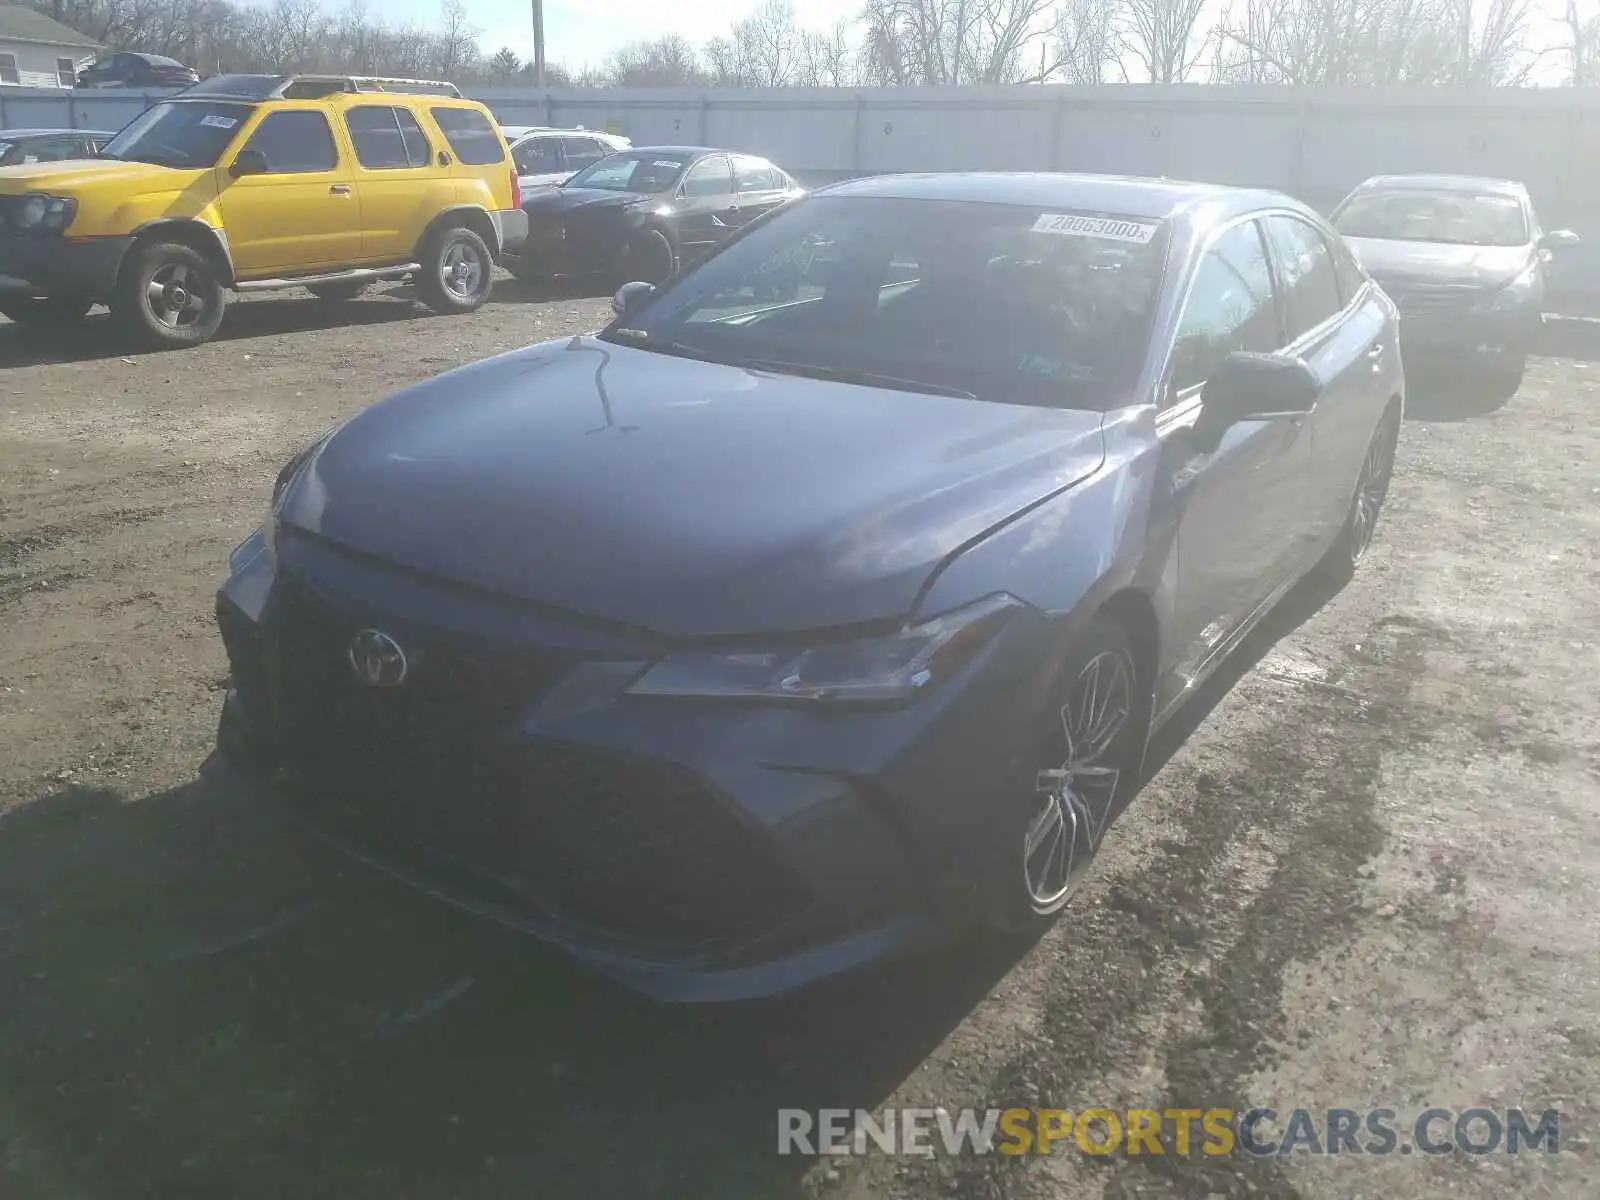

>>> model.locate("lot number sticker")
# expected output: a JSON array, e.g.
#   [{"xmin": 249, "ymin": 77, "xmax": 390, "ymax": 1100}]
[
  {"xmin": 199, "ymin": 114, "xmax": 239, "ymax": 129},
  {"xmin": 1032, "ymin": 213, "xmax": 1157, "ymax": 243}
]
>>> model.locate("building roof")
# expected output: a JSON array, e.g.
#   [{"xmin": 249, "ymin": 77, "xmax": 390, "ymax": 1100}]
[{"xmin": 0, "ymin": 5, "xmax": 101, "ymax": 49}]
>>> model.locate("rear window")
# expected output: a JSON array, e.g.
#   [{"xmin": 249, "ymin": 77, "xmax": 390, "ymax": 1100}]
[
  {"xmin": 430, "ymin": 107, "xmax": 505, "ymax": 166},
  {"xmin": 347, "ymin": 106, "xmax": 431, "ymax": 169}
]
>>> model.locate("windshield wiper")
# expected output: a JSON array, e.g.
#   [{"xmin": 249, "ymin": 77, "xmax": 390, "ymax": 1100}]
[{"xmin": 732, "ymin": 356, "xmax": 978, "ymax": 399}]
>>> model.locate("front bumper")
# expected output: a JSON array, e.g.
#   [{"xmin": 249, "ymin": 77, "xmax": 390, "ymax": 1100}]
[
  {"xmin": 0, "ymin": 234, "xmax": 131, "ymax": 300},
  {"xmin": 502, "ymin": 214, "xmax": 630, "ymax": 277},
  {"xmin": 1395, "ymin": 301, "xmax": 1542, "ymax": 370},
  {"xmin": 212, "ymin": 531, "xmax": 1052, "ymax": 1001}
]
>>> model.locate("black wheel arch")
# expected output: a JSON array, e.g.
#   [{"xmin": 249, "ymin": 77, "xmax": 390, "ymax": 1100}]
[
  {"xmin": 415, "ymin": 207, "xmax": 500, "ymax": 261},
  {"xmin": 128, "ymin": 219, "xmax": 235, "ymax": 286}
]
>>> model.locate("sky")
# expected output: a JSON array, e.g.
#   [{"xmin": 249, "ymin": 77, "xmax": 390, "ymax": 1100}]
[{"xmin": 378, "ymin": 0, "xmax": 865, "ymax": 70}]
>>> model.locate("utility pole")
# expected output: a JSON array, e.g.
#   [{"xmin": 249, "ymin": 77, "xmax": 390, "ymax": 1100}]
[{"xmin": 532, "ymin": 0, "xmax": 547, "ymax": 87}]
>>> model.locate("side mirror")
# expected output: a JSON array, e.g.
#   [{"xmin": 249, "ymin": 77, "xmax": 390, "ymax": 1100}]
[
  {"xmin": 229, "ymin": 148, "xmax": 268, "ymax": 178},
  {"xmin": 1539, "ymin": 229, "xmax": 1580, "ymax": 250},
  {"xmin": 1197, "ymin": 351, "xmax": 1320, "ymax": 438},
  {"xmin": 612, "ymin": 280, "xmax": 657, "ymax": 318}
]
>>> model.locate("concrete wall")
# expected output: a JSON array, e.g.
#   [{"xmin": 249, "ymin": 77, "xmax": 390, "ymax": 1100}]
[{"xmin": 6, "ymin": 82, "xmax": 1600, "ymax": 298}]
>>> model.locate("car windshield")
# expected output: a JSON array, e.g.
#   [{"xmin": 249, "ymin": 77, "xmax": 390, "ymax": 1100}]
[
  {"xmin": 605, "ymin": 195, "xmax": 1168, "ymax": 408},
  {"xmin": 100, "ymin": 101, "xmax": 252, "ymax": 169},
  {"xmin": 1334, "ymin": 189, "xmax": 1529, "ymax": 247},
  {"xmin": 567, "ymin": 152, "xmax": 690, "ymax": 193}
]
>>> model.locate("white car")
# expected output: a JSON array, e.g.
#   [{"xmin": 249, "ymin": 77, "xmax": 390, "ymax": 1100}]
[{"xmin": 507, "ymin": 128, "xmax": 633, "ymax": 194}]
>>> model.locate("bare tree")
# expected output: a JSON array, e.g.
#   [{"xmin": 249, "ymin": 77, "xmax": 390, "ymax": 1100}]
[
  {"xmin": 604, "ymin": 34, "xmax": 707, "ymax": 86},
  {"xmin": 1044, "ymin": 0, "xmax": 1123, "ymax": 82},
  {"xmin": 1122, "ymin": 0, "xmax": 1211, "ymax": 81},
  {"xmin": 861, "ymin": 0, "xmax": 1058, "ymax": 85}
]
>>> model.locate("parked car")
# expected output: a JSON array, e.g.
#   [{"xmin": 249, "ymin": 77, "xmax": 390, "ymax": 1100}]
[
  {"xmin": 509, "ymin": 127, "xmax": 631, "ymax": 195},
  {"xmin": 0, "ymin": 73, "xmax": 525, "ymax": 346},
  {"xmin": 1331, "ymin": 173, "xmax": 1578, "ymax": 391},
  {"xmin": 501, "ymin": 145, "xmax": 801, "ymax": 285},
  {"xmin": 75, "ymin": 52, "xmax": 201, "ymax": 89},
  {"xmin": 212, "ymin": 173, "xmax": 1403, "ymax": 1001},
  {"xmin": 0, "ymin": 128, "xmax": 114, "ymax": 166}
]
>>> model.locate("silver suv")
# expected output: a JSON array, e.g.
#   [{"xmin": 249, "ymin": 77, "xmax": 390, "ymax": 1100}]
[{"xmin": 507, "ymin": 127, "xmax": 631, "ymax": 194}]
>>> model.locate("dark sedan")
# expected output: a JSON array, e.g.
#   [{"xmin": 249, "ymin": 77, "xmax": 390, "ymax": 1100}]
[
  {"xmin": 1331, "ymin": 173, "xmax": 1578, "ymax": 390},
  {"xmin": 500, "ymin": 145, "xmax": 802, "ymax": 285},
  {"xmin": 212, "ymin": 174, "xmax": 1403, "ymax": 1001},
  {"xmin": 0, "ymin": 128, "xmax": 114, "ymax": 166},
  {"xmin": 75, "ymin": 52, "xmax": 200, "ymax": 89}
]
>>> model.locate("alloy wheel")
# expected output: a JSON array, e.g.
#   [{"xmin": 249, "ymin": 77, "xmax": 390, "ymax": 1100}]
[
  {"xmin": 1023, "ymin": 648, "xmax": 1133, "ymax": 911},
  {"xmin": 147, "ymin": 262, "xmax": 208, "ymax": 329},
  {"xmin": 441, "ymin": 238, "xmax": 486, "ymax": 303},
  {"xmin": 1349, "ymin": 420, "xmax": 1395, "ymax": 566}
]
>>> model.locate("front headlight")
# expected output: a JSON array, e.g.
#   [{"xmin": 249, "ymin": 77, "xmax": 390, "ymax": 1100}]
[
  {"xmin": 15, "ymin": 193, "xmax": 78, "ymax": 231},
  {"xmin": 625, "ymin": 594, "xmax": 1023, "ymax": 703},
  {"xmin": 1473, "ymin": 261, "xmax": 1539, "ymax": 312}
]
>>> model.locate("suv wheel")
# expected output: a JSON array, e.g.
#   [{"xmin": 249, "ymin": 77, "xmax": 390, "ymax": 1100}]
[
  {"xmin": 111, "ymin": 241, "xmax": 226, "ymax": 349},
  {"xmin": 0, "ymin": 296, "xmax": 94, "ymax": 327},
  {"xmin": 417, "ymin": 225, "xmax": 494, "ymax": 314},
  {"xmin": 307, "ymin": 280, "xmax": 370, "ymax": 302}
]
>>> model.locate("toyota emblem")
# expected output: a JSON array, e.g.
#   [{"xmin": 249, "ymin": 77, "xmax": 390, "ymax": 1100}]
[{"xmin": 348, "ymin": 629, "xmax": 408, "ymax": 687}]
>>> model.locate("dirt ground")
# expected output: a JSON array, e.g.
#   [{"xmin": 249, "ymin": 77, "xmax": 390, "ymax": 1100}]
[{"xmin": 1, "ymin": 278, "xmax": 1598, "ymax": 1200}]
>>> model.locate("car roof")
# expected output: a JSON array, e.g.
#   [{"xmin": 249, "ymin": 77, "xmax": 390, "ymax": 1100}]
[
  {"xmin": 1356, "ymin": 173, "xmax": 1527, "ymax": 197},
  {"xmin": 816, "ymin": 171, "xmax": 1285, "ymax": 220},
  {"xmin": 0, "ymin": 129, "xmax": 114, "ymax": 139}
]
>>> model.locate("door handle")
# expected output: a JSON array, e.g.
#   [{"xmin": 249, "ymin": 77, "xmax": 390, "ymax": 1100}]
[
  {"xmin": 1366, "ymin": 342, "xmax": 1384, "ymax": 360},
  {"xmin": 329, "ymin": 184, "xmax": 352, "ymax": 196}
]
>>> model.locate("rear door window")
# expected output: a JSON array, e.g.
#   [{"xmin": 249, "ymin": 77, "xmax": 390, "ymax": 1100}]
[
  {"xmin": 560, "ymin": 136, "xmax": 608, "ymax": 170},
  {"xmin": 347, "ymin": 106, "xmax": 429, "ymax": 169},
  {"xmin": 1264, "ymin": 215, "xmax": 1346, "ymax": 339},
  {"xmin": 430, "ymin": 107, "xmax": 505, "ymax": 165}
]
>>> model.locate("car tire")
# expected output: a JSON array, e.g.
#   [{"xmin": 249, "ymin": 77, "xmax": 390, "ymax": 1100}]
[
  {"xmin": 109, "ymin": 241, "xmax": 226, "ymax": 349},
  {"xmin": 627, "ymin": 226, "xmax": 677, "ymax": 286},
  {"xmin": 1312, "ymin": 406, "xmax": 1400, "ymax": 585},
  {"xmin": 306, "ymin": 280, "xmax": 370, "ymax": 302},
  {"xmin": 0, "ymin": 296, "xmax": 94, "ymax": 327},
  {"xmin": 1487, "ymin": 354, "xmax": 1527, "ymax": 398},
  {"xmin": 984, "ymin": 613, "xmax": 1145, "ymax": 934},
  {"xmin": 416, "ymin": 225, "xmax": 494, "ymax": 314}
]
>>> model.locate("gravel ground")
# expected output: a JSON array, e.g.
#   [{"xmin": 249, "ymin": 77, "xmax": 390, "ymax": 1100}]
[{"xmin": 1, "ymin": 280, "xmax": 1598, "ymax": 1200}]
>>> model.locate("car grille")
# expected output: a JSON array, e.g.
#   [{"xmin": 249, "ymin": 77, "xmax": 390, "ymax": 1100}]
[
  {"xmin": 1383, "ymin": 281, "xmax": 1483, "ymax": 317},
  {"xmin": 265, "ymin": 574, "xmax": 806, "ymax": 950}
]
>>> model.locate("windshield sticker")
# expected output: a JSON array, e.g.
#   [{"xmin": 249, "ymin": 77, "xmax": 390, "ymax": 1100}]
[
  {"xmin": 0, "ymin": 143, "xmax": 11, "ymax": 156},
  {"xmin": 653, "ymin": 159, "xmax": 681, "ymax": 168},
  {"xmin": 1032, "ymin": 213, "xmax": 1158, "ymax": 243},
  {"xmin": 199, "ymin": 114, "xmax": 239, "ymax": 129}
]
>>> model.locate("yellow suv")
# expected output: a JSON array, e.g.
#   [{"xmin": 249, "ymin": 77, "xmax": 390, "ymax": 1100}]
[{"xmin": 0, "ymin": 74, "xmax": 526, "ymax": 348}]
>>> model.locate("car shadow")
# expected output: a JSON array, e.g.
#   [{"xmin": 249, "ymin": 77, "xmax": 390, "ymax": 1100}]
[
  {"xmin": 485, "ymin": 274, "xmax": 615, "ymax": 305},
  {"xmin": 0, "ymin": 290, "xmax": 442, "ymax": 369},
  {"xmin": 1400, "ymin": 369, "xmax": 1520, "ymax": 422},
  {"xmin": 1538, "ymin": 314, "xmax": 1600, "ymax": 364},
  {"xmin": 0, "ymin": 574, "xmax": 1346, "ymax": 1197}
]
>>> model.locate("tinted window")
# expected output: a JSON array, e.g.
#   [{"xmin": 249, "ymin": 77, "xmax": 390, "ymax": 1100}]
[
  {"xmin": 560, "ymin": 136, "xmax": 608, "ymax": 169},
  {"xmin": 101, "ymin": 100, "xmax": 252, "ymax": 169},
  {"xmin": 395, "ymin": 109, "xmax": 431, "ymax": 166},
  {"xmin": 347, "ymin": 106, "xmax": 428, "ymax": 169},
  {"xmin": 1265, "ymin": 216, "xmax": 1343, "ymax": 339},
  {"xmin": 734, "ymin": 157, "xmax": 782, "ymax": 193},
  {"xmin": 0, "ymin": 55, "xmax": 19, "ymax": 86},
  {"xmin": 1333, "ymin": 188, "xmax": 1528, "ymax": 248},
  {"xmin": 1172, "ymin": 220, "xmax": 1281, "ymax": 395},
  {"xmin": 57, "ymin": 58, "xmax": 76, "ymax": 87},
  {"xmin": 567, "ymin": 151, "xmax": 689, "ymax": 193},
  {"xmin": 514, "ymin": 136, "xmax": 563, "ymax": 174},
  {"xmin": 243, "ymin": 111, "xmax": 338, "ymax": 173},
  {"xmin": 683, "ymin": 155, "xmax": 733, "ymax": 198},
  {"xmin": 430, "ymin": 106, "xmax": 505, "ymax": 165},
  {"xmin": 611, "ymin": 196, "xmax": 1166, "ymax": 408}
]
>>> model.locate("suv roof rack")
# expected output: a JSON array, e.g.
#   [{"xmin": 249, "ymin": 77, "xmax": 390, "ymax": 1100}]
[
  {"xmin": 277, "ymin": 74, "xmax": 463, "ymax": 98},
  {"xmin": 172, "ymin": 73, "xmax": 463, "ymax": 101}
]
